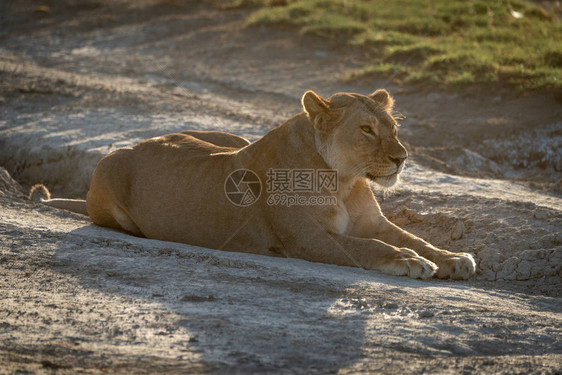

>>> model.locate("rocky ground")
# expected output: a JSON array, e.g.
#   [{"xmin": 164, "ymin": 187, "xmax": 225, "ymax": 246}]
[{"xmin": 1, "ymin": 0, "xmax": 561, "ymax": 373}]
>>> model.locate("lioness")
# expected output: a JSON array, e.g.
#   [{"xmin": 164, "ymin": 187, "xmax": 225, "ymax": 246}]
[{"xmin": 32, "ymin": 89, "xmax": 476, "ymax": 280}]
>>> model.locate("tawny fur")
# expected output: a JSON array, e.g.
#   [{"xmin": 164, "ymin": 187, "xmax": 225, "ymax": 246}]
[
  {"xmin": 29, "ymin": 184, "xmax": 51, "ymax": 202},
  {"xmin": 32, "ymin": 90, "xmax": 476, "ymax": 280}
]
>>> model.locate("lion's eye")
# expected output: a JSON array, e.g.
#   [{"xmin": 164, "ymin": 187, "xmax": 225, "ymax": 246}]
[{"xmin": 360, "ymin": 125, "xmax": 373, "ymax": 134}]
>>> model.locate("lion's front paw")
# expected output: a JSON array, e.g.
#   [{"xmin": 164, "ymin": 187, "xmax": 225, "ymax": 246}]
[
  {"xmin": 379, "ymin": 248, "xmax": 438, "ymax": 280},
  {"xmin": 404, "ymin": 255, "xmax": 438, "ymax": 279},
  {"xmin": 435, "ymin": 252, "xmax": 476, "ymax": 280}
]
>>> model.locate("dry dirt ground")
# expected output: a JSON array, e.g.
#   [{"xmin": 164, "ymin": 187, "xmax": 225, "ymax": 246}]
[{"xmin": 0, "ymin": 0, "xmax": 561, "ymax": 373}]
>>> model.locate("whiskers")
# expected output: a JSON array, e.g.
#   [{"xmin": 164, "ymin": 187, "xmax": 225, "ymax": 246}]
[{"xmin": 392, "ymin": 111, "xmax": 406, "ymax": 122}]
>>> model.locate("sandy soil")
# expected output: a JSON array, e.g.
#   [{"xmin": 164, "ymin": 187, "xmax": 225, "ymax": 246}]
[{"xmin": 1, "ymin": 0, "xmax": 561, "ymax": 373}]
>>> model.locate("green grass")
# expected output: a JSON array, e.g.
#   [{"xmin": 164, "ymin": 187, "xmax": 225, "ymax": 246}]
[{"xmin": 235, "ymin": 0, "xmax": 562, "ymax": 90}]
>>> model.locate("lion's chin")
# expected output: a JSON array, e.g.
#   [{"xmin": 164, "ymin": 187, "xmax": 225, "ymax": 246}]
[{"xmin": 366, "ymin": 172, "xmax": 400, "ymax": 188}]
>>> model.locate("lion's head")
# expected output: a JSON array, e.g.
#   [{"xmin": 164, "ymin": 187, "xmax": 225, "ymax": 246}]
[{"xmin": 302, "ymin": 89, "xmax": 408, "ymax": 188}]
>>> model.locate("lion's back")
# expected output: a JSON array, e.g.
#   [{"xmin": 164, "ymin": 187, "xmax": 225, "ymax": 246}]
[
  {"xmin": 178, "ymin": 130, "xmax": 250, "ymax": 149},
  {"xmin": 85, "ymin": 131, "xmax": 243, "ymax": 228}
]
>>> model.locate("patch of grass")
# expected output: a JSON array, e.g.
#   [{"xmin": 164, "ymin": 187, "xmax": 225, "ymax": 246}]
[{"xmin": 239, "ymin": 0, "xmax": 562, "ymax": 90}]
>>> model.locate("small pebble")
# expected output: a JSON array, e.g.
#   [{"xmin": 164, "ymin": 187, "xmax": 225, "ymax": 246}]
[
  {"xmin": 533, "ymin": 209, "xmax": 548, "ymax": 221},
  {"xmin": 418, "ymin": 309, "xmax": 435, "ymax": 318},
  {"xmin": 450, "ymin": 220, "xmax": 465, "ymax": 240}
]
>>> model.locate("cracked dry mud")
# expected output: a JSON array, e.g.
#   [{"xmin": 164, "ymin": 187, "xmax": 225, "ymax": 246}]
[{"xmin": 1, "ymin": 1, "xmax": 561, "ymax": 373}]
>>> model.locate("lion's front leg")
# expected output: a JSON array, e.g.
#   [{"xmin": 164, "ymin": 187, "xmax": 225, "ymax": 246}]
[
  {"xmin": 345, "ymin": 182, "xmax": 476, "ymax": 280},
  {"xmin": 268, "ymin": 205, "xmax": 438, "ymax": 279},
  {"xmin": 303, "ymin": 232, "xmax": 439, "ymax": 280},
  {"xmin": 370, "ymin": 217, "xmax": 476, "ymax": 280}
]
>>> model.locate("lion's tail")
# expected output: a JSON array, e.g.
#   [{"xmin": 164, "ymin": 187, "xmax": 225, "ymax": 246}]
[{"xmin": 29, "ymin": 184, "xmax": 88, "ymax": 216}]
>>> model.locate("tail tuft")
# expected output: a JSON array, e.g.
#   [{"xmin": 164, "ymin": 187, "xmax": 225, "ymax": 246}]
[{"xmin": 29, "ymin": 184, "xmax": 51, "ymax": 202}]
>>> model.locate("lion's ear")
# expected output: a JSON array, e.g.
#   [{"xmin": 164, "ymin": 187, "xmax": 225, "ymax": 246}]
[
  {"xmin": 302, "ymin": 90, "xmax": 332, "ymax": 132},
  {"xmin": 369, "ymin": 89, "xmax": 394, "ymax": 111}
]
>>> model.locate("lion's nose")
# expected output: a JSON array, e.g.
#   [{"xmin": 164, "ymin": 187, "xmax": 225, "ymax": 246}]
[{"xmin": 389, "ymin": 156, "xmax": 406, "ymax": 167}]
